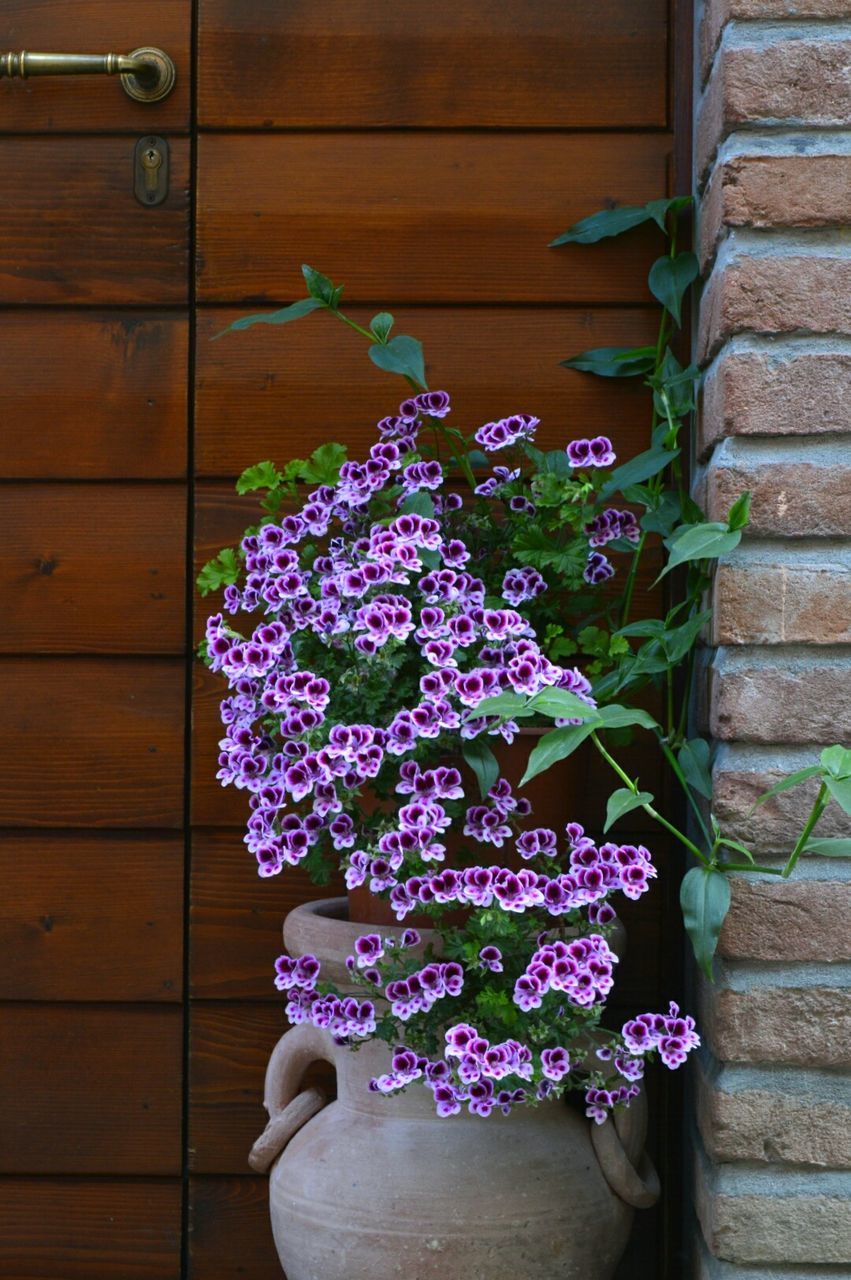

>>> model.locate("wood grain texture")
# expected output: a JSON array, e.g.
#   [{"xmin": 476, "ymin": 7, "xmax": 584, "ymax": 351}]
[
  {"xmin": 0, "ymin": 659, "xmax": 184, "ymax": 827},
  {"xmin": 196, "ymin": 133, "xmax": 671, "ymax": 303},
  {"xmin": 0, "ymin": 312, "xmax": 187, "ymax": 479},
  {"xmin": 0, "ymin": 1004, "xmax": 182, "ymax": 1173},
  {"xmin": 189, "ymin": 1002, "xmax": 283, "ymax": 1173},
  {"xmin": 191, "ymin": 829, "xmax": 342, "ymax": 999},
  {"xmin": 198, "ymin": 0, "xmax": 667, "ymax": 128},
  {"xmin": 196, "ymin": 306, "xmax": 659, "ymax": 477},
  {"xmin": 0, "ymin": 137, "xmax": 190, "ymax": 304},
  {"xmin": 0, "ymin": 0, "xmax": 191, "ymax": 133},
  {"xmin": 0, "ymin": 832, "xmax": 183, "ymax": 1001},
  {"xmin": 190, "ymin": 1176, "xmax": 280, "ymax": 1280},
  {"xmin": 0, "ymin": 1177, "xmax": 181, "ymax": 1280},
  {"xmin": 2, "ymin": 485, "xmax": 185, "ymax": 653}
]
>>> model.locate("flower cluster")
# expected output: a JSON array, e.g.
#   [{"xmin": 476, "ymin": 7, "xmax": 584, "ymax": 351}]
[{"xmin": 204, "ymin": 390, "xmax": 698, "ymax": 1125}]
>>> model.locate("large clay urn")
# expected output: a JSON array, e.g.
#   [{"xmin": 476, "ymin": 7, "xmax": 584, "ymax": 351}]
[{"xmin": 250, "ymin": 899, "xmax": 659, "ymax": 1280}]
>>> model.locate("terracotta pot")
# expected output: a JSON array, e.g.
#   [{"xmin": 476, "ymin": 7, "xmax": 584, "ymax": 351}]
[
  {"xmin": 348, "ymin": 730, "xmax": 592, "ymax": 926},
  {"xmin": 250, "ymin": 899, "xmax": 658, "ymax": 1280}
]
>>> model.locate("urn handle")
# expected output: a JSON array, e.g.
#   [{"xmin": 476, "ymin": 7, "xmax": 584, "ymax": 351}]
[
  {"xmin": 248, "ymin": 1023, "xmax": 333, "ymax": 1173},
  {"xmin": 590, "ymin": 1086, "xmax": 661, "ymax": 1209}
]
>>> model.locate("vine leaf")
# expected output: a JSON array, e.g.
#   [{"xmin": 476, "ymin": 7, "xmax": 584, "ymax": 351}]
[
  {"xmin": 604, "ymin": 788, "xmax": 654, "ymax": 833},
  {"xmin": 369, "ymin": 335, "xmax": 426, "ymax": 387},
  {"xmin": 648, "ymin": 252, "xmax": 699, "ymax": 326},
  {"xmin": 521, "ymin": 723, "xmax": 597, "ymax": 785},
  {"xmin": 462, "ymin": 738, "xmax": 500, "ymax": 800},
  {"xmin": 680, "ymin": 866, "xmax": 731, "ymax": 978}
]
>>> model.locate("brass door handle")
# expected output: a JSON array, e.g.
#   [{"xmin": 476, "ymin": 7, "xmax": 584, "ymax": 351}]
[{"xmin": 0, "ymin": 47, "xmax": 176, "ymax": 102}]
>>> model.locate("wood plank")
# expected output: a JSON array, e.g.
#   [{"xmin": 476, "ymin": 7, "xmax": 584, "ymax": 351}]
[
  {"xmin": 0, "ymin": 0, "xmax": 191, "ymax": 134},
  {"xmin": 196, "ymin": 306, "xmax": 659, "ymax": 477},
  {"xmin": 1, "ymin": 485, "xmax": 185, "ymax": 654},
  {"xmin": 0, "ymin": 832, "xmax": 183, "ymax": 1001},
  {"xmin": 196, "ymin": 133, "xmax": 671, "ymax": 303},
  {"xmin": 198, "ymin": 0, "xmax": 667, "ymax": 129},
  {"xmin": 0, "ymin": 137, "xmax": 190, "ymax": 304},
  {"xmin": 0, "ymin": 1177, "xmax": 181, "ymax": 1280},
  {"xmin": 0, "ymin": 312, "xmax": 187, "ymax": 479},
  {"xmin": 0, "ymin": 1005, "xmax": 182, "ymax": 1174},
  {"xmin": 192, "ymin": 661, "xmax": 251, "ymax": 828},
  {"xmin": 0, "ymin": 659, "xmax": 184, "ymax": 827},
  {"xmin": 189, "ymin": 1002, "xmax": 283, "ymax": 1173},
  {"xmin": 191, "ymin": 829, "xmax": 342, "ymax": 999},
  {"xmin": 190, "ymin": 1176, "xmax": 280, "ymax": 1280}
]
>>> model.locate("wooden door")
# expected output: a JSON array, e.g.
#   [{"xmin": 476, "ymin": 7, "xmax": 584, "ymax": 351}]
[{"xmin": 1, "ymin": 3, "xmax": 684, "ymax": 1276}]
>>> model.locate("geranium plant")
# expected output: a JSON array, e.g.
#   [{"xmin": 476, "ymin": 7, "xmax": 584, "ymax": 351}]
[{"xmin": 198, "ymin": 200, "xmax": 851, "ymax": 1125}]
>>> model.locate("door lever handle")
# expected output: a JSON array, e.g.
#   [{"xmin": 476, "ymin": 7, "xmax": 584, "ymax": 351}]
[{"xmin": 0, "ymin": 47, "xmax": 176, "ymax": 102}]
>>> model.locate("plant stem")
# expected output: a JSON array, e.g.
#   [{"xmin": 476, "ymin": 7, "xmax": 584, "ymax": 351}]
[
  {"xmin": 780, "ymin": 782, "xmax": 828, "ymax": 879},
  {"xmin": 590, "ymin": 731, "xmax": 711, "ymax": 866},
  {"xmin": 658, "ymin": 736, "xmax": 713, "ymax": 846}
]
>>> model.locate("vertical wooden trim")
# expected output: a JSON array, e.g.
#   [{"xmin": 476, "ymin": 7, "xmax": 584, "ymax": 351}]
[{"xmin": 671, "ymin": 0, "xmax": 695, "ymax": 196}]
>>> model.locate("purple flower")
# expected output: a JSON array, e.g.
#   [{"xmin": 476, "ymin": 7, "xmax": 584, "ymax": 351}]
[
  {"xmin": 478, "ymin": 945, "xmax": 503, "ymax": 973},
  {"xmin": 354, "ymin": 933, "xmax": 384, "ymax": 968},
  {"xmin": 540, "ymin": 1047, "xmax": 571, "ymax": 1081},
  {"xmin": 583, "ymin": 551, "xmax": 615, "ymax": 585},
  {"xmin": 475, "ymin": 414, "xmax": 539, "ymax": 452},
  {"xmin": 566, "ymin": 435, "xmax": 616, "ymax": 469}
]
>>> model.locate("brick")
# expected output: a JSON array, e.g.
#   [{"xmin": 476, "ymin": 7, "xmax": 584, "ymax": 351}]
[
  {"xmin": 709, "ymin": 650, "xmax": 851, "ymax": 743},
  {"xmin": 703, "ymin": 985, "xmax": 851, "ymax": 1067},
  {"xmin": 704, "ymin": 441, "xmax": 851, "ymax": 537},
  {"xmin": 700, "ymin": 345, "xmax": 851, "ymax": 456},
  {"xmin": 713, "ymin": 745, "xmax": 851, "ymax": 854},
  {"xmin": 701, "ymin": 1, "xmax": 851, "ymax": 80},
  {"xmin": 698, "ymin": 254, "xmax": 851, "ymax": 362},
  {"xmin": 697, "ymin": 1175, "xmax": 851, "ymax": 1264},
  {"xmin": 719, "ymin": 879, "xmax": 851, "ymax": 961},
  {"xmin": 698, "ymin": 39, "xmax": 851, "ymax": 174},
  {"xmin": 711, "ymin": 551, "xmax": 851, "ymax": 645},
  {"xmin": 696, "ymin": 1066, "xmax": 851, "ymax": 1165},
  {"xmin": 700, "ymin": 153, "xmax": 851, "ymax": 266}
]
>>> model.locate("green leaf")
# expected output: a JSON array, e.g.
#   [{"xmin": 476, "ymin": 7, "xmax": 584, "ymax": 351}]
[
  {"xmin": 657, "ymin": 521, "xmax": 742, "ymax": 580},
  {"xmin": 600, "ymin": 445, "xmax": 679, "ymax": 499},
  {"xmin": 727, "ymin": 491, "xmax": 752, "ymax": 532},
  {"xmin": 716, "ymin": 837, "xmax": 755, "ymax": 864},
  {"xmin": 471, "ymin": 692, "xmax": 531, "ymax": 720},
  {"xmin": 662, "ymin": 609, "xmax": 712, "ymax": 664},
  {"xmin": 596, "ymin": 704, "xmax": 660, "ymax": 731},
  {"xmin": 678, "ymin": 738, "xmax": 713, "ymax": 800},
  {"xmin": 648, "ymin": 251, "xmax": 699, "ymax": 326},
  {"xmin": 236, "ymin": 460, "xmax": 283, "ymax": 495},
  {"xmin": 526, "ymin": 688, "xmax": 600, "ymax": 721},
  {"xmin": 520, "ymin": 722, "xmax": 597, "ymax": 785},
  {"xmin": 802, "ymin": 838, "xmax": 851, "ymax": 857},
  {"xmin": 752, "ymin": 764, "xmax": 823, "ymax": 808},
  {"xmin": 820, "ymin": 745, "xmax": 851, "ymax": 779},
  {"xmin": 299, "ymin": 442, "xmax": 348, "ymax": 485},
  {"xmin": 616, "ymin": 619, "xmax": 666, "ymax": 638},
  {"xmin": 639, "ymin": 491, "xmax": 682, "ymax": 537},
  {"xmin": 196, "ymin": 547, "xmax": 240, "ymax": 596},
  {"xmin": 604, "ymin": 787, "xmax": 654, "ymax": 833},
  {"xmin": 680, "ymin": 866, "xmax": 731, "ymax": 978},
  {"xmin": 369, "ymin": 335, "xmax": 426, "ymax": 387},
  {"xmin": 551, "ymin": 204, "xmax": 653, "ymax": 246},
  {"xmin": 644, "ymin": 195, "xmax": 693, "ymax": 231},
  {"xmin": 400, "ymin": 490, "xmax": 437, "ymax": 518},
  {"xmin": 560, "ymin": 345, "xmax": 656, "ymax": 379},
  {"xmin": 550, "ymin": 196, "xmax": 691, "ymax": 248},
  {"xmin": 215, "ymin": 296, "xmax": 324, "ymax": 337},
  {"xmin": 301, "ymin": 264, "xmax": 338, "ymax": 306},
  {"xmin": 824, "ymin": 774, "xmax": 851, "ymax": 815},
  {"xmin": 462, "ymin": 738, "xmax": 500, "ymax": 801},
  {"xmin": 369, "ymin": 312, "xmax": 394, "ymax": 342}
]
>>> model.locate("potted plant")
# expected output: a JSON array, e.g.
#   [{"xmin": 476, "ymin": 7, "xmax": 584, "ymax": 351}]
[{"xmin": 197, "ymin": 201, "xmax": 851, "ymax": 1279}]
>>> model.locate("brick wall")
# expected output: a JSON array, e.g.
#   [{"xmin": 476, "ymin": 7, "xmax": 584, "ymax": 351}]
[{"xmin": 693, "ymin": 2, "xmax": 851, "ymax": 1275}]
